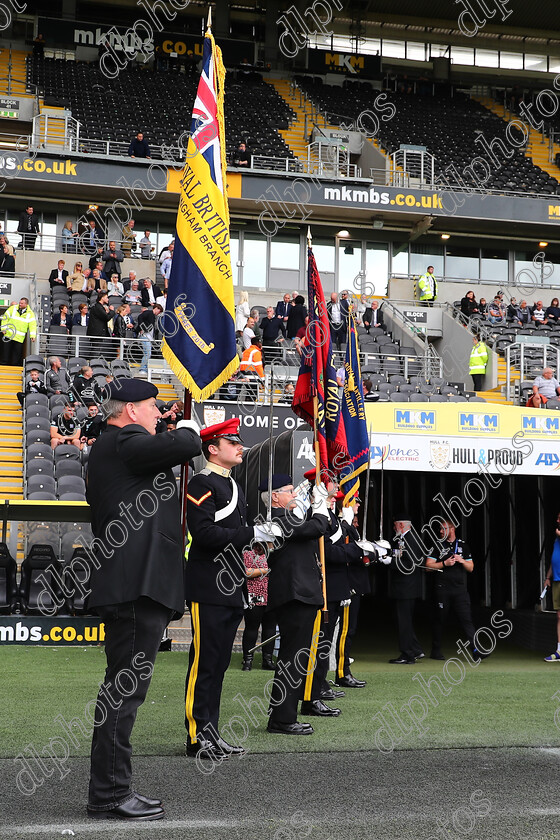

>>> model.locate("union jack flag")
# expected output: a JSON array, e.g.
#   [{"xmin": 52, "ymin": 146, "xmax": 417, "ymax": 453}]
[{"xmin": 190, "ymin": 46, "xmax": 223, "ymax": 191}]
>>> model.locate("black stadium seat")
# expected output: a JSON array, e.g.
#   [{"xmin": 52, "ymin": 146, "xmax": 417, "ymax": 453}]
[
  {"xmin": 0, "ymin": 543, "xmax": 18, "ymax": 614},
  {"xmin": 19, "ymin": 544, "xmax": 63, "ymax": 615}
]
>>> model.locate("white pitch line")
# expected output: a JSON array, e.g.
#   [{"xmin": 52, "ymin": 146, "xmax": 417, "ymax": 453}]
[{"xmin": 1, "ymin": 819, "xmax": 255, "ymax": 834}]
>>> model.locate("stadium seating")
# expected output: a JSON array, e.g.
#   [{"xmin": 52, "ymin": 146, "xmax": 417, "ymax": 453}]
[
  {"xmin": 19, "ymin": 544, "xmax": 62, "ymax": 615},
  {"xmin": 0, "ymin": 543, "xmax": 18, "ymax": 614}
]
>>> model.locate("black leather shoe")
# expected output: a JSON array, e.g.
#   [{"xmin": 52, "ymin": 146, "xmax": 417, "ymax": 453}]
[
  {"xmin": 185, "ymin": 737, "xmax": 230, "ymax": 759},
  {"xmin": 430, "ymin": 651, "xmax": 445, "ymax": 661},
  {"xmin": 241, "ymin": 655, "xmax": 253, "ymax": 671},
  {"xmin": 301, "ymin": 699, "xmax": 341, "ymax": 717},
  {"xmin": 267, "ymin": 720, "xmax": 314, "ymax": 735},
  {"xmin": 335, "ymin": 675, "xmax": 366, "ymax": 688},
  {"xmin": 320, "ymin": 688, "xmax": 345, "ymax": 700},
  {"xmin": 87, "ymin": 794, "xmax": 164, "ymax": 821},
  {"xmin": 262, "ymin": 654, "xmax": 275, "ymax": 670},
  {"xmin": 389, "ymin": 656, "xmax": 416, "ymax": 664},
  {"xmin": 214, "ymin": 737, "xmax": 246, "ymax": 756},
  {"xmin": 135, "ymin": 792, "xmax": 162, "ymax": 807},
  {"xmin": 414, "ymin": 652, "xmax": 426, "ymax": 660}
]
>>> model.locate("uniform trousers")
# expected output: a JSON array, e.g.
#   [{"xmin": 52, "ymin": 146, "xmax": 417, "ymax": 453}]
[
  {"xmin": 394, "ymin": 597, "xmax": 422, "ymax": 659},
  {"xmin": 184, "ymin": 601, "xmax": 244, "ymax": 745},
  {"xmin": 242, "ymin": 604, "xmax": 277, "ymax": 658},
  {"xmin": 335, "ymin": 594, "xmax": 361, "ymax": 679},
  {"xmin": 432, "ymin": 585, "xmax": 476, "ymax": 652},
  {"xmin": 1, "ymin": 338, "xmax": 24, "ymax": 366},
  {"xmin": 268, "ymin": 600, "xmax": 318, "ymax": 725},
  {"xmin": 88, "ymin": 596, "xmax": 172, "ymax": 810},
  {"xmin": 304, "ymin": 601, "xmax": 340, "ymax": 700}
]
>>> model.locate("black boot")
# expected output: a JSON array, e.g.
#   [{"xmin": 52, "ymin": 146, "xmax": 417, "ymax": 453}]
[
  {"xmin": 262, "ymin": 654, "xmax": 275, "ymax": 671},
  {"xmin": 241, "ymin": 654, "xmax": 253, "ymax": 671}
]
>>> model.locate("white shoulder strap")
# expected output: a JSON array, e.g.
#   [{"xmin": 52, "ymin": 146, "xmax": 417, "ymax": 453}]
[{"xmin": 214, "ymin": 478, "xmax": 239, "ymax": 522}]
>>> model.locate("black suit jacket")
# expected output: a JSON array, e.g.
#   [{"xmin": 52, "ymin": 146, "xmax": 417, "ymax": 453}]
[
  {"xmin": 276, "ymin": 300, "xmax": 292, "ymax": 320},
  {"xmin": 102, "ymin": 249, "xmax": 124, "ymax": 276},
  {"xmin": 342, "ymin": 521, "xmax": 371, "ymax": 595},
  {"xmin": 87, "ymin": 424, "xmax": 201, "ymax": 614},
  {"xmin": 185, "ymin": 469, "xmax": 254, "ymax": 607},
  {"xmin": 18, "ymin": 212, "xmax": 39, "ymax": 233},
  {"xmin": 388, "ymin": 530, "xmax": 424, "ymax": 599},
  {"xmin": 48, "ymin": 269, "xmax": 69, "ymax": 286},
  {"xmin": 87, "ymin": 302, "xmax": 113, "ymax": 336},
  {"xmin": 363, "ymin": 307, "xmax": 384, "ymax": 328},
  {"xmin": 324, "ymin": 511, "xmax": 361, "ymax": 602},
  {"xmin": 140, "ymin": 285, "xmax": 162, "ymax": 307},
  {"xmin": 72, "ymin": 312, "xmax": 89, "ymax": 326},
  {"xmin": 50, "ymin": 313, "xmax": 71, "ymax": 332},
  {"xmin": 266, "ymin": 507, "xmax": 328, "ymax": 609}
]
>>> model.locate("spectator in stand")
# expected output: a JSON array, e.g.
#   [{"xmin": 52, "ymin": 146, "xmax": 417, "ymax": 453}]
[
  {"xmin": 260, "ymin": 306, "xmax": 284, "ymax": 361},
  {"xmin": 33, "ymin": 33, "xmax": 45, "ymax": 57},
  {"xmin": 136, "ymin": 303, "xmax": 162, "ymax": 375},
  {"xmin": 242, "ymin": 316, "xmax": 256, "ymax": 350},
  {"xmin": 87, "ymin": 291, "xmax": 114, "ymax": 344},
  {"xmin": 160, "ymin": 251, "xmax": 173, "ymax": 288},
  {"xmin": 17, "ymin": 205, "xmax": 39, "ymax": 250},
  {"xmin": 83, "ymin": 220, "xmax": 102, "ymax": 255},
  {"xmin": 122, "ymin": 270, "xmax": 137, "ymax": 292},
  {"xmin": 51, "ymin": 303, "xmax": 71, "ymax": 333},
  {"xmin": 107, "ymin": 273, "xmax": 124, "ymax": 297},
  {"xmin": 506, "ymin": 297, "xmax": 519, "ymax": 322},
  {"xmin": 546, "ymin": 298, "xmax": 560, "ymax": 325},
  {"xmin": 72, "ymin": 366, "xmax": 102, "ymax": 406},
  {"xmin": 355, "ymin": 294, "xmax": 367, "ymax": 324},
  {"xmin": 233, "ymin": 141, "xmax": 250, "ymax": 167},
  {"xmin": 128, "ymin": 131, "xmax": 151, "ymax": 159},
  {"xmin": 532, "ymin": 300, "xmax": 549, "ymax": 327},
  {"xmin": 50, "ymin": 403, "xmax": 83, "ymax": 450},
  {"xmin": 287, "ymin": 294, "xmax": 307, "ymax": 339},
  {"xmin": 103, "ymin": 241, "xmax": 124, "ymax": 279},
  {"xmin": 140, "ymin": 278, "xmax": 161, "ymax": 307},
  {"xmin": 158, "ymin": 241, "xmax": 174, "ymax": 265},
  {"xmin": 294, "ymin": 315, "xmax": 309, "ymax": 356},
  {"xmin": 478, "ymin": 298, "xmax": 488, "ymax": 317},
  {"xmin": 61, "ymin": 221, "xmax": 78, "ymax": 253},
  {"xmin": 0, "ymin": 234, "xmax": 14, "ymax": 257},
  {"xmin": 460, "ymin": 291, "xmax": 479, "ymax": 318},
  {"xmin": 529, "ymin": 367, "xmax": 560, "ymax": 408},
  {"xmin": 124, "ymin": 279, "xmax": 142, "ymax": 305},
  {"xmin": 511, "ymin": 299, "xmax": 531, "ymax": 327},
  {"xmin": 48, "ymin": 259, "xmax": 68, "ymax": 289},
  {"xmin": 240, "ymin": 337, "xmax": 265, "ymax": 399},
  {"xmin": 91, "ymin": 268, "xmax": 106, "ymax": 292},
  {"xmin": 72, "ymin": 302, "xmax": 89, "ymax": 328},
  {"xmin": 0, "ymin": 297, "xmax": 36, "ymax": 366},
  {"xmin": 0, "ymin": 243, "xmax": 15, "ymax": 275},
  {"xmin": 327, "ymin": 291, "xmax": 349, "ymax": 349},
  {"xmin": 235, "ymin": 291, "xmax": 250, "ymax": 336},
  {"xmin": 113, "ymin": 303, "xmax": 135, "ymax": 338},
  {"xmin": 250, "ymin": 308, "xmax": 262, "ymax": 340},
  {"xmin": 80, "ymin": 403, "xmax": 104, "ymax": 446},
  {"xmin": 89, "ymin": 245, "xmax": 105, "ymax": 271},
  {"xmin": 280, "ymin": 382, "xmax": 294, "ymax": 403},
  {"xmin": 122, "ymin": 220, "xmax": 137, "ymax": 258},
  {"xmin": 155, "ymin": 288, "xmax": 167, "ymax": 309},
  {"xmin": 487, "ymin": 296, "xmax": 506, "ymax": 325},
  {"xmin": 362, "ymin": 300, "xmax": 385, "ymax": 333},
  {"xmin": 139, "ymin": 230, "xmax": 154, "ymax": 259},
  {"xmin": 45, "ymin": 356, "xmax": 71, "ymax": 396},
  {"xmin": 363, "ymin": 379, "xmax": 379, "ymax": 402},
  {"xmin": 276, "ymin": 292, "xmax": 292, "ymax": 338},
  {"xmin": 67, "ymin": 261, "xmax": 87, "ymax": 293},
  {"xmin": 17, "ymin": 367, "xmax": 48, "ymax": 406}
]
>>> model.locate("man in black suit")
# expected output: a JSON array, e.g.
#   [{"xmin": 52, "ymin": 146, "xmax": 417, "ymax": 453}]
[
  {"xmin": 103, "ymin": 241, "xmax": 124, "ymax": 278},
  {"xmin": 363, "ymin": 300, "xmax": 385, "ymax": 334},
  {"xmin": 140, "ymin": 278, "xmax": 162, "ymax": 307},
  {"xmin": 275, "ymin": 292, "xmax": 292, "ymax": 337},
  {"xmin": 17, "ymin": 205, "xmax": 39, "ymax": 249},
  {"xmin": 86, "ymin": 377, "xmax": 201, "ymax": 821},
  {"xmin": 48, "ymin": 260, "xmax": 69, "ymax": 289},
  {"xmin": 388, "ymin": 515, "xmax": 426, "ymax": 664},
  {"xmin": 264, "ymin": 473, "xmax": 330, "ymax": 735},
  {"xmin": 185, "ymin": 418, "xmax": 271, "ymax": 759},
  {"xmin": 327, "ymin": 291, "xmax": 350, "ymax": 350}
]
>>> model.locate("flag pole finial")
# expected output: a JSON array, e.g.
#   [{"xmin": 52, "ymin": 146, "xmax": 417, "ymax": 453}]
[
  {"xmin": 307, "ymin": 226, "xmax": 312, "ymax": 246},
  {"xmin": 207, "ymin": 6, "xmax": 212, "ymax": 28}
]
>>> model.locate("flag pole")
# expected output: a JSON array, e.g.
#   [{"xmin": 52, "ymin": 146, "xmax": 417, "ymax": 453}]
[
  {"xmin": 180, "ymin": 388, "xmax": 192, "ymax": 543},
  {"xmin": 308, "ymin": 226, "xmax": 328, "ymax": 622}
]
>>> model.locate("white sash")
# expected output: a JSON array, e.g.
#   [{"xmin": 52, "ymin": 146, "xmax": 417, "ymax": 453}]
[{"xmin": 214, "ymin": 478, "xmax": 238, "ymax": 522}]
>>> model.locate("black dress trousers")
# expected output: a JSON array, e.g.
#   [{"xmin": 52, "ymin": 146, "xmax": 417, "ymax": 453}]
[
  {"xmin": 432, "ymin": 585, "xmax": 476, "ymax": 652},
  {"xmin": 335, "ymin": 594, "xmax": 361, "ymax": 679},
  {"xmin": 395, "ymin": 598, "xmax": 422, "ymax": 659},
  {"xmin": 305, "ymin": 600, "xmax": 341, "ymax": 700},
  {"xmin": 242, "ymin": 605, "xmax": 277, "ymax": 658},
  {"xmin": 88, "ymin": 596, "xmax": 172, "ymax": 810},
  {"xmin": 268, "ymin": 600, "xmax": 318, "ymax": 725}
]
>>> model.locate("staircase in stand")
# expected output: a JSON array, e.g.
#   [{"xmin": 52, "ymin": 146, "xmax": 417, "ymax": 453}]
[
  {"xmin": 264, "ymin": 78, "xmax": 312, "ymax": 163},
  {"xmin": 478, "ymin": 356, "xmax": 517, "ymax": 405},
  {"xmin": 0, "ymin": 48, "xmax": 29, "ymax": 97}
]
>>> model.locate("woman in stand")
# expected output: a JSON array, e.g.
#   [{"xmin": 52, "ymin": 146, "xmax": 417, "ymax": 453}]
[
  {"xmin": 67, "ymin": 261, "xmax": 86, "ymax": 293},
  {"xmin": 61, "ymin": 221, "xmax": 78, "ymax": 253},
  {"xmin": 287, "ymin": 294, "xmax": 307, "ymax": 339},
  {"xmin": 460, "ymin": 290, "xmax": 479, "ymax": 318},
  {"xmin": 235, "ymin": 290, "xmax": 250, "ymax": 336}
]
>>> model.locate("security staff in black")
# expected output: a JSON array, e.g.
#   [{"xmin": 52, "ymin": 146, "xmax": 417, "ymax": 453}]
[
  {"xmin": 426, "ymin": 519, "xmax": 477, "ymax": 660},
  {"xmin": 301, "ymin": 494, "xmax": 362, "ymax": 715},
  {"xmin": 388, "ymin": 516, "xmax": 425, "ymax": 664},
  {"xmin": 335, "ymin": 494, "xmax": 372, "ymax": 688},
  {"xmin": 264, "ymin": 474, "xmax": 330, "ymax": 735},
  {"xmin": 86, "ymin": 378, "xmax": 201, "ymax": 822},
  {"xmin": 185, "ymin": 418, "xmax": 266, "ymax": 759}
]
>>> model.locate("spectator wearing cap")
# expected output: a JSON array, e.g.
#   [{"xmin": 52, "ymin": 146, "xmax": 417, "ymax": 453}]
[
  {"xmin": 262, "ymin": 471, "xmax": 331, "ymax": 735},
  {"xmin": 185, "ymin": 418, "xmax": 267, "ymax": 759},
  {"xmin": 86, "ymin": 377, "xmax": 201, "ymax": 821}
]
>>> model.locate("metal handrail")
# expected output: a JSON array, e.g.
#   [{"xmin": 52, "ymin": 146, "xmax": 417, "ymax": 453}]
[
  {"xmin": 379, "ymin": 298, "xmax": 443, "ymax": 377},
  {"xmin": 505, "ymin": 341, "xmax": 560, "ymax": 402}
]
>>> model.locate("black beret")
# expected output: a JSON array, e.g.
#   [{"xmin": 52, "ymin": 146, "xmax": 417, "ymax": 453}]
[
  {"xmin": 258, "ymin": 473, "xmax": 293, "ymax": 492},
  {"xmin": 105, "ymin": 377, "xmax": 158, "ymax": 402},
  {"xmin": 392, "ymin": 512, "xmax": 411, "ymax": 522}
]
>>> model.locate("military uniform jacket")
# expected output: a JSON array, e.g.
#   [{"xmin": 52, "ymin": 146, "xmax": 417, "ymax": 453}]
[
  {"xmin": 324, "ymin": 511, "xmax": 361, "ymax": 602},
  {"xmin": 185, "ymin": 468, "xmax": 254, "ymax": 607},
  {"xmin": 388, "ymin": 529, "xmax": 423, "ymax": 599},
  {"xmin": 342, "ymin": 520, "xmax": 371, "ymax": 596},
  {"xmin": 266, "ymin": 507, "xmax": 329, "ymax": 610},
  {"xmin": 86, "ymin": 424, "xmax": 201, "ymax": 616}
]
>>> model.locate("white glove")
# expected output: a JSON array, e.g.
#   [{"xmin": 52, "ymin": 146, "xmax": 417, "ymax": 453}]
[
  {"xmin": 177, "ymin": 418, "xmax": 201, "ymax": 435},
  {"xmin": 357, "ymin": 539, "xmax": 377, "ymax": 553},
  {"xmin": 311, "ymin": 482, "xmax": 329, "ymax": 518},
  {"xmin": 341, "ymin": 507, "xmax": 354, "ymax": 525},
  {"xmin": 379, "ymin": 554, "xmax": 391, "ymax": 565},
  {"xmin": 340, "ymin": 599, "xmax": 351, "ymax": 607},
  {"xmin": 254, "ymin": 522, "xmax": 283, "ymax": 543}
]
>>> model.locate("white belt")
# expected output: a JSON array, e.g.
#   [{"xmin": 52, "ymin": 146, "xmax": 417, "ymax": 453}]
[
  {"xmin": 214, "ymin": 479, "xmax": 238, "ymax": 522},
  {"xmin": 329, "ymin": 523, "xmax": 343, "ymax": 544}
]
